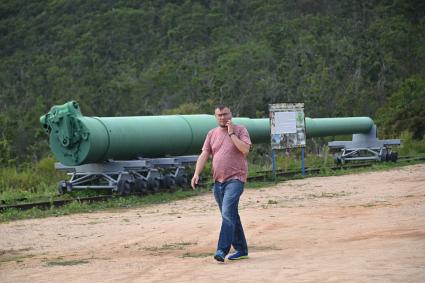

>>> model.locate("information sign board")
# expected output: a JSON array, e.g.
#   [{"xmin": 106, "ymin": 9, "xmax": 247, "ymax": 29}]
[{"xmin": 269, "ymin": 103, "xmax": 306, "ymax": 149}]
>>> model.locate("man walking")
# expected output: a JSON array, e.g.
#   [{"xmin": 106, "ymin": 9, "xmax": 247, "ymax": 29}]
[{"xmin": 191, "ymin": 105, "xmax": 251, "ymax": 262}]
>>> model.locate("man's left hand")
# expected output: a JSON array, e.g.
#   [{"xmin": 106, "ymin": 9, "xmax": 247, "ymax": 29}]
[{"xmin": 226, "ymin": 120, "xmax": 234, "ymax": 135}]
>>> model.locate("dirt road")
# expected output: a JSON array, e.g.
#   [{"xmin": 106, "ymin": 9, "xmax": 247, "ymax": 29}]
[{"xmin": 1, "ymin": 164, "xmax": 425, "ymax": 282}]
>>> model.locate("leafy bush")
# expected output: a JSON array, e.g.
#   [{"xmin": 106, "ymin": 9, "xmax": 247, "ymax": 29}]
[
  {"xmin": 377, "ymin": 78, "xmax": 425, "ymax": 140},
  {"xmin": 0, "ymin": 156, "xmax": 65, "ymax": 201},
  {"xmin": 397, "ymin": 131, "xmax": 425, "ymax": 156}
]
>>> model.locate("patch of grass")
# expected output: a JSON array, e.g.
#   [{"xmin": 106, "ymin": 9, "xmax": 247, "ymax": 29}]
[
  {"xmin": 0, "ymin": 157, "xmax": 66, "ymax": 204},
  {"xmin": 0, "ymin": 189, "xmax": 207, "ymax": 222},
  {"xmin": 87, "ymin": 221, "xmax": 103, "ymax": 225},
  {"xmin": 0, "ymin": 248, "xmax": 32, "ymax": 254},
  {"xmin": 360, "ymin": 200, "xmax": 391, "ymax": 208},
  {"xmin": 0, "ymin": 254, "xmax": 32, "ymax": 263},
  {"xmin": 45, "ymin": 259, "xmax": 89, "ymax": 266},
  {"xmin": 144, "ymin": 242, "xmax": 197, "ymax": 254},
  {"xmin": 181, "ymin": 252, "xmax": 212, "ymax": 258},
  {"xmin": 249, "ymin": 245, "xmax": 282, "ymax": 251},
  {"xmin": 307, "ymin": 191, "xmax": 351, "ymax": 199},
  {"xmin": 397, "ymin": 132, "xmax": 425, "ymax": 156},
  {"xmin": 0, "ymin": 248, "xmax": 35, "ymax": 263},
  {"xmin": 246, "ymin": 180, "xmax": 278, "ymax": 189},
  {"xmin": 361, "ymin": 203, "xmax": 377, "ymax": 208}
]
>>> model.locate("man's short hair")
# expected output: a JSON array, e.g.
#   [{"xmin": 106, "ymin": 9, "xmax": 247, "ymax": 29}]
[{"xmin": 215, "ymin": 104, "xmax": 230, "ymax": 111}]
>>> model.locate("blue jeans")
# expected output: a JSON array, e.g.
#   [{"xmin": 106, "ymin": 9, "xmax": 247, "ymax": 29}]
[{"xmin": 213, "ymin": 179, "xmax": 248, "ymax": 255}]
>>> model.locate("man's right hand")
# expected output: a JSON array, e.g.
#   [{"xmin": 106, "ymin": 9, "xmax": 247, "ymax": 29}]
[{"xmin": 191, "ymin": 175, "xmax": 199, "ymax": 190}]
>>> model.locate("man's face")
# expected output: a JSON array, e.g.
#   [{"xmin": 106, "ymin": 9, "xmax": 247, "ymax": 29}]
[{"xmin": 214, "ymin": 107, "xmax": 232, "ymax": 128}]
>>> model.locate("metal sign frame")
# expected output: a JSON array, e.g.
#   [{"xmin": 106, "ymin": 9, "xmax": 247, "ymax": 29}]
[
  {"xmin": 269, "ymin": 103, "xmax": 306, "ymax": 149},
  {"xmin": 269, "ymin": 103, "xmax": 306, "ymax": 178}
]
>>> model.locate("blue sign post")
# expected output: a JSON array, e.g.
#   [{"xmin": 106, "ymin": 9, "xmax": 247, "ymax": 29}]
[
  {"xmin": 301, "ymin": 147, "xmax": 305, "ymax": 176},
  {"xmin": 271, "ymin": 149, "xmax": 277, "ymax": 180}
]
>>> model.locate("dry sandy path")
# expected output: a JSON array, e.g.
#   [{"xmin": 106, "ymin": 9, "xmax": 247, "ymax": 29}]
[{"xmin": 1, "ymin": 164, "xmax": 425, "ymax": 282}]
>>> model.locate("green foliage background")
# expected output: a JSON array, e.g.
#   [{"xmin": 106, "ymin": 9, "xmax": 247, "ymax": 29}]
[{"xmin": 1, "ymin": 0, "xmax": 424, "ymax": 164}]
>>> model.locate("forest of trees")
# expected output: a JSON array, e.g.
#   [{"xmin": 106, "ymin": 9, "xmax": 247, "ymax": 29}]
[{"xmin": 1, "ymin": 0, "xmax": 424, "ymax": 165}]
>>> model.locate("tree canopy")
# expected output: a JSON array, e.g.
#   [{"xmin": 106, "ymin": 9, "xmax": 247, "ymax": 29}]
[
  {"xmin": 1, "ymin": 0, "xmax": 424, "ymax": 163},
  {"xmin": 378, "ymin": 77, "xmax": 425, "ymax": 139}
]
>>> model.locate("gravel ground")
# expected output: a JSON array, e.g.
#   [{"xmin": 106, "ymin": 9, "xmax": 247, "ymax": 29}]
[{"xmin": 1, "ymin": 164, "xmax": 424, "ymax": 283}]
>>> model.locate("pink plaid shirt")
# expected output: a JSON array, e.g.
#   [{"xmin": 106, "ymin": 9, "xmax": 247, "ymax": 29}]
[{"xmin": 202, "ymin": 125, "xmax": 252, "ymax": 183}]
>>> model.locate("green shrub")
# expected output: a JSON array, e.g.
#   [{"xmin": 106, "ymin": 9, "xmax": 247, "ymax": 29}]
[
  {"xmin": 0, "ymin": 156, "xmax": 65, "ymax": 201},
  {"xmin": 398, "ymin": 131, "xmax": 425, "ymax": 156}
]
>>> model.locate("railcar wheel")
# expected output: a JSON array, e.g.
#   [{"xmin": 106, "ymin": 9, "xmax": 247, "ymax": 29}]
[
  {"xmin": 58, "ymin": 181, "xmax": 67, "ymax": 194},
  {"xmin": 117, "ymin": 179, "xmax": 133, "ymax": 195},
  {"xmin": 135, "ymin": 178, "xmax": 149, "ymax": 195},
  {"xmin": 334, "ymin": 155, "xmax": 342, "ymax": 165},
  {"xmin": 163, "ymin": 174, "xmax": 176, "ymax": 191},
  {"xmin": 148, "ymin": 179, "xmax": 160, "ymax": 193},
  {"xmin": 58, "ymin": 181, "xmax": 72, "ymax": 194},
  {"xmin": 176, "ymin": 175, "xmax": 188, "ymax": 187}
]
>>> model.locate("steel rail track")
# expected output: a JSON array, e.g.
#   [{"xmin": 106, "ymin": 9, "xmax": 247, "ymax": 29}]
[
  {"xmin": 248, "ymin": 162, "xmax": 373, "ymax": 181},
  {"xmin": 0, "ymin": 195, "xmax": 116, "ymax": 212},
  {"xmin": 1, "ymin": 155, "xmax": 424, "ymax": 212}
]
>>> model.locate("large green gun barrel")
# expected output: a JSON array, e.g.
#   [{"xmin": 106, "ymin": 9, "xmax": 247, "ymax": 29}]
[
  {"xmin": 40, "ymin": 101, "xmax": 374, "ymax": 166},
  {"xmin": 305, "ymin": 117, "xmax": 373, "ymax": 137}
]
